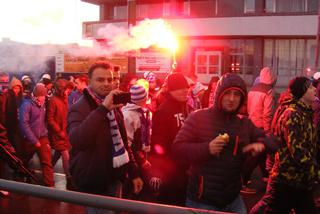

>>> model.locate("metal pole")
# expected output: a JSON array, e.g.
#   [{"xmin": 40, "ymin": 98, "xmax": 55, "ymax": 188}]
[
  {"xmin": 0, "ymin": 179, "xmax": 226, "ymax": 214},
  {"xmin": 127, "ymin": 0, "xmax": 136, "ymax": 74},
  {"xmin": 314, "ymin": 0, "xmax": 320, "ymax": 72}
]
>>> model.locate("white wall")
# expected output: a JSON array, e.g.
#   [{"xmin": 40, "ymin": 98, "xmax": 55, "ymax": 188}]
[{"xmin": 83, "ymin": 15, "xmax": 318, "ymax": 38}]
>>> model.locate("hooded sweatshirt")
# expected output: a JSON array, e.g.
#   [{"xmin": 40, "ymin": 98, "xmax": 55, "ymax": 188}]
[
  {"xmin": 247, "ymin": 67, "xmax": 277, "ymax": 132},
  {"xmin": 9, "ymin": 77, "xmax": 23, "ymax": 90},
  {"xmin": 172, "ymin": 73, "xmax": 279, "ymax": 207}
]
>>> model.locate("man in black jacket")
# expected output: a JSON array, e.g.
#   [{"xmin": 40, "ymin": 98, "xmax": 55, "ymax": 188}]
[
  {"xmin": 149, "ymin": 73, "xmax": 191, "ymax": 206},
  {"xmin": 68, "ymin": 61, "xmax": 143, "ymax": 214},
  {"xmin": 172, "ymin": 73, "xmax": 279, "ymax": 214}
]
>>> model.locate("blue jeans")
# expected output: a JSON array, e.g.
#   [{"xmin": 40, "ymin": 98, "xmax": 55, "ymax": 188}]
[{"xmin": 186, "ymin": 195, "xmax": 247, "ymax": 214}]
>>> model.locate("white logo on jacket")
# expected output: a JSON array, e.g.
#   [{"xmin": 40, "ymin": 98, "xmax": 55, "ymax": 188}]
[{"xmin": 174, "ymin": 113, "xmax": 185, "ymax": 127}]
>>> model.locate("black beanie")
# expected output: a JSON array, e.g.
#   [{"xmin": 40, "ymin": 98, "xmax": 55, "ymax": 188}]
[
  {"xmin": 167, "ymin": 73, "xmax": 189, "ymax": 91},
  {"xmin": 289, "ymin": 76, "xmax": 311, "ymax": 99}
]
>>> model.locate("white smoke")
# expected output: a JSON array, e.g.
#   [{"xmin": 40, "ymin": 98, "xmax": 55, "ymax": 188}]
[
  {"xmin": 0, "ymin": 39, "xmax": 56, "ymax": 76},
  {"xmin": 97, "ymin": 19, "xmax": 177, "ymax": 55},
  {"xmin": 0, "ymin": 19, "xmax": 177, "ymax": 78}
]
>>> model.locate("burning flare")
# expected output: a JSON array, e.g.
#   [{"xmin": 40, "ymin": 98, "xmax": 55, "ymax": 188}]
[{"xmin": 98, "ymin": 19, "xmax": 178, "ymax": 54}]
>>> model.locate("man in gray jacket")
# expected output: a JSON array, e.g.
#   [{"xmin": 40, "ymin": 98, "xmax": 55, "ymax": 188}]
[{"xmin": 172, "ymin": 73, "xmax": 279, "ymax": 214}]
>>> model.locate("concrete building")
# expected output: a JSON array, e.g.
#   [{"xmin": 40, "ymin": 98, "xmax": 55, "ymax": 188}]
[{"xmin": 81, "ymin": 0, "xmax": 319, "ymax": 90}]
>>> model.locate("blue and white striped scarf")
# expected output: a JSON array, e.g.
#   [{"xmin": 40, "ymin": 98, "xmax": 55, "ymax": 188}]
[{"xmin": 87, "ymin": 87, "xmax": 129, "ymax": 168}]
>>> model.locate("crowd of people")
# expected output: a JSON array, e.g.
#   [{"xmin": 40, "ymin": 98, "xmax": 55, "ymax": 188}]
[{"xmin": 0, "ymin": 61, "xmax": 320, "ymax": 214}]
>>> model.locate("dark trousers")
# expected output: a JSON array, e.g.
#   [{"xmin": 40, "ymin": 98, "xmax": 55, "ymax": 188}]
[
  {"xmin": 20, "ymin": 137, "xmax": 54, "ymax": 187},
  {"xmin": 250, "ymin": 180, "xmax": 318, "ymax": 214},
  {"xmin": 242, "ymin": 151, "xmax": 269, "ymax": 185}
]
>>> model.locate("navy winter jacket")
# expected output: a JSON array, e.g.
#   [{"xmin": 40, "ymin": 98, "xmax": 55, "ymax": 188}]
[
  {"xmin": 19, "ymin": 99, "xmax": 48, "ymax": 145},
  {"xmin": 172, "ymin": 73, "xmax": 279, "ymax": 207}
]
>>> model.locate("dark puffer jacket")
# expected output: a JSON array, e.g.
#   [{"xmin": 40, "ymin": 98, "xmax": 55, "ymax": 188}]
[{"xmin": 172, "ymin": 73, "xmax": 278, "ymax": 207}]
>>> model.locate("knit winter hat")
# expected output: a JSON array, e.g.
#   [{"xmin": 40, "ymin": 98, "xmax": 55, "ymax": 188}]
[
  {"xmin": 130, "ymin": 84, "xmax": 147, "ymax": 103},
  {"xmin": 289, "ymin": 76, "xmax": 311, "ymax": 99},
  {"xmin": 167, "ymin": 73, "xmax": 189, "ymax": 92},
  {"xmin": 21, "ymin": 75, "xmax": 32, "ymax": 82},
  {"xmin": 41, "ymin": 73, "xmax": 51, "ymax": 80},
  {"xmin": 33, "ymin": 83, "xmax": 47, "ymax": 97}
]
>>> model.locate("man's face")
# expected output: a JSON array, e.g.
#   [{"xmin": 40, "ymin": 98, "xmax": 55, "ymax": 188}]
[
  {"xmin": 0, "ymin": 76, "xmax": 9, "ymax": 93},
  {"xmin": 221, "ymin": 89, "xmax": 242, "ymax": 113},
  {"xmin": 89, "ymin": 67, "xmax": 113, "ymax": 97},
  {"xmin": 169, "ymin": 88, "xmax": 189, "ymax": 102},
  {"xmin": 12, "ymin": 85, "xmax": 21, "ymax": 96},
  {"xmin": 301, "ymin": 84, "xmax": 316, "ymax": 106},
  {"xmin": 36, "ymin": 96, "xmax": 46, "ymax": 106},
  {"xmin": 112, "ymin": 71, "xmax": 121, "ymax": 89},
  {"xmin": 75, "ymin": 78, "xmax": 87, "ymax": 91},
  {"xmin": 149, "ymin": 81, "xmax": 157, "ymax": 90}
]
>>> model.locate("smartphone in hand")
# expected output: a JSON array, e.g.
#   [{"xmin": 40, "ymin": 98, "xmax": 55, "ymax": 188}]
[{"xmin": 113, "ymin": 92, "xmax": 131, "ymax": 105}]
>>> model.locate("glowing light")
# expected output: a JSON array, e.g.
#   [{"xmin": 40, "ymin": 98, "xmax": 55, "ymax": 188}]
[
  {"xmin": 136, "ymin": 79, "xmax": 150, "ymax": 92},
  {"xmin": 98, "ymin": 19, "xmax": 179, "ymax": 54},
  {"xmin": 154, "ymin": 144, "xmax": 165, "ymax": 155}
]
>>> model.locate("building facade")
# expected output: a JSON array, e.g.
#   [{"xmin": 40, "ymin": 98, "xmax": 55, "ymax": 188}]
[{"xmin": 82, "ymin": 0, "xmax": 319, "ymax": 90}]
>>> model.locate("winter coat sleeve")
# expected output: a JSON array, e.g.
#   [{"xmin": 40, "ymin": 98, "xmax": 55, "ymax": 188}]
[
  {"xmin": 247, "ymin": 118, "xmax": 279, "ymax": 153},
  {"xmin": 283, "ymin": 111, "xmax": 316, "ymax": 169},
  {"xmin": 172, "ymin": 112, "xmax": 211, "ymax": 165},
  {"xmin": 47, "ymin": 98, "xmax": 63, "ymax": 136},
  {"xmin": 68, "ymin": 104, "xmax": 110, "ymax": 150},
  {"xmin": 19, "ymin": 102, "xmax": 38, "ymax": 145},
  {"xmin": 263, "ymin": 89, "xmax": 275, "ymax": 133},
  {"xmin": 122, "ymin": 111, "xmax": 138, "ymax": 147}
]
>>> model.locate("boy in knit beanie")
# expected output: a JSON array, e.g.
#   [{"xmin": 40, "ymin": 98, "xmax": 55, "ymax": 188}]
[
  {"xmin": 122, "ymin": 84, "xmax": 152, "ymax": 200},
  {"xmin": 122, "ymin": 85, "xmax": 151, "ymax": 164}
]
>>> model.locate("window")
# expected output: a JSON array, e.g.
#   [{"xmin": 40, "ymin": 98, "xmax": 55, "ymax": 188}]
[
  {"xmin": 137, "ymin": 3, "xmax": 163, "ymax": 18},
  {"xmin": 183, "ymin": 0, "xmax": 217, "ymax": 17},
  {"xmin": 195, "ymin": 51, "xmax": 221, "ymax": 76},
  {"xmin": 263, "ymin": 39, "xmax": 316, "ymax": 80},
  {"xmin": 114, "ymin": 5, "xmax": 127, "ymax": 19},
  {"xmin": 265, "ymin": 0, "xmax": 318, "ymax": 13},
  {"xmin": 244, "ymin": 0, "xmax": 255, "ymax": 13},
  {"xmin": 217, "ymin": 0, "xmax": 243, "ymax": 16}
]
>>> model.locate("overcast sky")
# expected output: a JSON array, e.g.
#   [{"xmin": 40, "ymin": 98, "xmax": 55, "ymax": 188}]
[{"xmin": 0, "ymin": 0, "xmax": 99, "ymax": 45}]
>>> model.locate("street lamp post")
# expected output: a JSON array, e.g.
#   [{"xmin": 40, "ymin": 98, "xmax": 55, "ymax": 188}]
[{"xmin": 128, "ymin": 0, "xmax": 136, "ymax": 74}]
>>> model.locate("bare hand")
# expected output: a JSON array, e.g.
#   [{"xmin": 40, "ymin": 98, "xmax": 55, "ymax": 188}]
[
  {"xmin": 208, "ymin": 137, "xmax": 226, "ymax": 156},
  {"xmin": 141, "ymin": 160, "xmax": 152, "ymax": 170},
  {"xmin": 149, "ymin": 177, "xmax": 162, "ymax": 191},
  {"xmin": 102, "ymin": 90, "xmax": 124, "ymax": 111},
  {"xmin": 242, "ymin": 143, "xmax": 265, "ymax": 156},
  {"xmin": 132, "ymin": 177, "xmax": 143, "ymax": 194}
]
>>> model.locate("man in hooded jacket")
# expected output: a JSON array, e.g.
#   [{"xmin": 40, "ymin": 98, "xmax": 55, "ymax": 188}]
[
  {"xmin": 242, "ymin": 67, "xmax": 277, "ymax": 193},
  {"xmin": 172, "ymin": 73, "xmax": 279, "ymax": 214}
]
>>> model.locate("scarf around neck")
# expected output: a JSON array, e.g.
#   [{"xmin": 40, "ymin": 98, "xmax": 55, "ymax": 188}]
[{"xmin": 86, "ymin": 87, "xmax": 129, "ymax": 168}]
